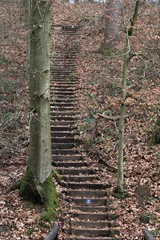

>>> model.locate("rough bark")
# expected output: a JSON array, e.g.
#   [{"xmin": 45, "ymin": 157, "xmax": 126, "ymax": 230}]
[
  {"xmin": 103, "ymin": 0, "xmax": 120, "ymax": 49},
  {"xmin": 19, "ymin": 0, "xmax": 58, "ymax": 219}
]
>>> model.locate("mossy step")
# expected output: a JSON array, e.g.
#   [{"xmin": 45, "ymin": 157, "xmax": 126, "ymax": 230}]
[{"xmin": 68, "ymin": 190, "xmax": 108, "ymax": 197}]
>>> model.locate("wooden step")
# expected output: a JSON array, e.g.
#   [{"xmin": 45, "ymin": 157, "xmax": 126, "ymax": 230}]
[
  {"xmin": 51, "ymin": 126, "xmax": 77, "ymax": 132},
  {"xmin": 51, "ymin": 121, "xmax": 76, "ymax": 126},
  {"xmin": 52, "ymin": 155, "xmax": 82, "ymax": 161},
  {"xmin": 68, "ymin": 190, "xmax": 107, "ymax": 198},
  {"xmin": 71, "ymin": 213, "xmax": 118, "ymax": 221},
  {"xmin": 51, "ymin": 137, "xmax": 76, "ymax": 143},
  {"xmin": 71, "ymin": 206, "xmax": 107, "ymax": 213},
  {"xmin": 51, "ymin": 131, "xmax": 78, "ymax": 138},
  {"xmin": 63, "ymin": 237, "xmax": 117, "ymax": 240},
  {"xmin": 70, "ymin": 198, "xmax": 107, "ymax": 206},
  {"xmin": 69, "ymin": 228, "xmax": 119, "ymax": 237},
  {"xmin": 52, "ymin": 143, "xmax": 76, "ymax": 149},
  {"xmin": 67, "ymin": 183, "xmax": 111, "ymax": 190},
  {"xmin": 53, "ymin": 161, "xmax": 87, "ymax": 168},
  {"xmin": 71, "ymin": 221, "xmax": 117, "ymax": 228},
  {"xmin": 52, "ymin": 149, "xmax": 79, "ymax": 155},
  {"xmin": 56, "ymin": 168, "xmax": 95, "ymax": 175},
  {"xmin": 63, "ymin": 175, "xmax": 98, "ymax": 182}
]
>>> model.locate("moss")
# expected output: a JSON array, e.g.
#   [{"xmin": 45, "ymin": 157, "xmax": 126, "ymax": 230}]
[
  {"xmin": 19, "ymin": 168, "xmax": 58, "ymax": 221},
  {"xmin": 52, "ymin": 169, "xmax": 63, "ymax": 184},
  {"xmin": 112, "ymin": 187, "xmax": 129, "ymax": 199},
  {"xmin": 19, "ymin": 167, "xmax": 42, "ymax": 204}
]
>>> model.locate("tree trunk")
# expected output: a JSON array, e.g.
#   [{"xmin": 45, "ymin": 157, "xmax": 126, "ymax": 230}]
[
  {"xmin": 117, "ymin": 0, "xmax": 141, "ymax": 194},
  {"xmin": 19, "ymin": 0, "xmax": 58, "ymax": 221},
  {"xmin": 103, "ymin": 0, "xmax": 120, "ymax": 49}
]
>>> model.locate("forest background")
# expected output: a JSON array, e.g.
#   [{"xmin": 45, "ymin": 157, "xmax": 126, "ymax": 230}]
[{"xmin": 0, "ymin": 0, "xmax": 160, "ymax": 239}]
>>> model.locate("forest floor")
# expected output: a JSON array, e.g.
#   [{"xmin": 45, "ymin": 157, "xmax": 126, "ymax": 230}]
[{"xmin": 0, "ymin": 1, "xmax": 160, "ymax": 240}]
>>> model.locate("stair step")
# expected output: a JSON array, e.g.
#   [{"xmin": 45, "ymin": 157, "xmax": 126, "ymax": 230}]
[
  {"xmin": 71, "ymin": 206, "xmax": 107, "ymax": 213},
  {"xmin": 51, "ymin": 116, "xmax": 78, "ymax": 121},
  {"xmin": 71, "ymin": 220, "xmax": 117, "ymax": 228},
  {"xmin": 50, "ymin": 102, "xmax": 76, "ymax": 107},
  {"xmin": 64, "ymin": 175, "xmax": 98, "ymax": 182},
  {"xmin": 51, "ymin": 121, "xmax": 76, "ymax": 126},
  {"xmin": 67, "ymin": 183, "xmax": 111, "ymax": 190},
  {"xmin": 52, "ymin": 155, "xmax": 82, "ymax": 161},
  {"xmin": 70, "ymin": 198, "xmax": 107, "ymax": 206},
  {"xmin": 51, "ymin": 112, "xmax": 78, "ymax": 117},
  {"xmin": 68, "ymin": 190, "xmax": 107, "ymax": 197},
  {"xmin": 51, "ymin": 99, "xmax": 77, "ymax": 103},
  {"xmin": 52, "ymin": 143, "xmax": 76, "ymax": 149},
  {"xmin": 63, "ymin": 238, "xmax": 117, "ymax": 240},
  {"xmin": 56, "ymin": 168, "xmax": 95, "ymax": 175},
  {"xmin": 51, "ymin": 107, "xmax": 76, "ymax": 112},
  {"xmin": 51, "ymin": 132, "xmax": 77, "ymax": 137},
  {"xmin": 51, "ymin": 137, "xmax": 76, "ymax": 143},
  {"xmin": 70, "ymin": 228, "xmax": 118, "ymax": 237},
  {"xmin": 52, "ymin": 149, "xmax": 79, "ymax": 155},
  {"xmin": 51, "ymin": 126, "xmax": 77, "ymax": 131},
  {"xmin": 53, "ymin": 161, "xmax": 87, "ymax": 168},
  {"xmin": 71, "ymin": 213, "xmax": 117, "ymax": 221}
]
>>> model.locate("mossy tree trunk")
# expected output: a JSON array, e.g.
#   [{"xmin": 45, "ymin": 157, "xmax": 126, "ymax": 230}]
[
  {"xmin": 19, "ymin": 0, "xmax": 58, "ymax": 220},
  {"xmin": 117, "ymin": 0, "xmax": 141, "ymax": 194}
]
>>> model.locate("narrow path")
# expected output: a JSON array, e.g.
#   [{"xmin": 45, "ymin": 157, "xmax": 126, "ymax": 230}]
[{"xmin": 50, "ymin": 25, "xmax": 119, "ymax": 240}]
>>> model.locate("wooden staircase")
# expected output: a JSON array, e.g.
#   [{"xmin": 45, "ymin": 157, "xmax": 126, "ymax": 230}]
[{"xmin": 50, "ymin": 25, "xmax": 119, "ymax": 240}]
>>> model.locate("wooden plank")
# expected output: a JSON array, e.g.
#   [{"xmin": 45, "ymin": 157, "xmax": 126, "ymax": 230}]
[{"xmin": 44, "ymin": 225, "xmax": 60, "ymax": 240}]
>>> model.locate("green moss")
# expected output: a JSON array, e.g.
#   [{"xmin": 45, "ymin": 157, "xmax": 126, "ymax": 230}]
[
  {"xmin": 19, "ymin": 168, "xmax": 58, "ymax": 222},
  {"xmin": 112, "ymin": 187, "xmax": 129, "ymax": 199},
  {"xmin": 52, "ymin": 169, "xmax": 63, "ymax": 184}
]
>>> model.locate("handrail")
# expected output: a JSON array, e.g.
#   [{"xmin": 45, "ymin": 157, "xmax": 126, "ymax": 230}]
[
  {"xmin": 142, "ymin": 228, "xmax": 155, "ymax": 240},
  {"xmin": 44, "ymin": 225, "xmax": 60, "ymax": 240}
]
